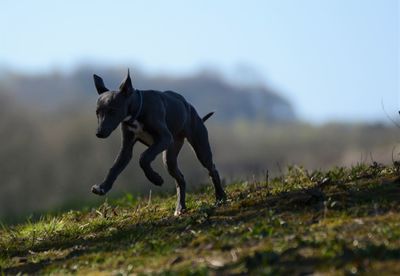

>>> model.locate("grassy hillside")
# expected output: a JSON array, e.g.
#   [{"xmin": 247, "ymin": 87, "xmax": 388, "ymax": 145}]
[{"xmin": 1, "ymin": 163, "xmax": 400, "ymax": 275}]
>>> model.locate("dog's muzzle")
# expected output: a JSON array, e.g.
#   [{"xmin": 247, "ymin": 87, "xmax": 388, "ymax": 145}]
[{"xmin": 96, "ymin": 129, "xmax": 110, "ymax": 138}]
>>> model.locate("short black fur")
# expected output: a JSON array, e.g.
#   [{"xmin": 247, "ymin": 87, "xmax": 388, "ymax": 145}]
[{"xmin": 92, "ymin": 70, "xmax": 227, "ymax": 215}]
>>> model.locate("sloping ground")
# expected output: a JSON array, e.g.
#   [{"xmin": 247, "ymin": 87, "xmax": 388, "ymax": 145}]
[{"xmin": 1, "ymin": 163, "xmax": 400, "ymax": 275}]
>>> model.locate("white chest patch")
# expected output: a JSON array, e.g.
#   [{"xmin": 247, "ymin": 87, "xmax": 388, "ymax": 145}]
[{"xmin": 126, "ymin": 120, "xmax": 154, "ymax": 145}]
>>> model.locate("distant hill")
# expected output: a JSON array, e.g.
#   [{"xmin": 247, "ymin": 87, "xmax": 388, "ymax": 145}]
[
  {"xmin": 0, "ymin": 67, "xmax": 296, "ymax": 123},
  {"xmin": 0, "ymin": 70, "xmax": 397, "ymax": 220}
]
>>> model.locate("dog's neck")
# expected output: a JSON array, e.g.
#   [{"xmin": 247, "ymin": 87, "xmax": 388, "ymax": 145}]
[{"xmin": 125, "ymin": 89, "xmax": 143, "ymax": 124}]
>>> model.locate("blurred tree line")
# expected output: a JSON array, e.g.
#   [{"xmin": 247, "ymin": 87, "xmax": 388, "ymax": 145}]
[{"xmin": 0, "ymin": 67, "xmax": 397, "ymax": 221}]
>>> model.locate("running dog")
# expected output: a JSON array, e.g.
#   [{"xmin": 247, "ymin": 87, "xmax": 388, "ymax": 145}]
[{"xmin": 91, "ymin": 70, "xmax": 226, "ymax": 215}]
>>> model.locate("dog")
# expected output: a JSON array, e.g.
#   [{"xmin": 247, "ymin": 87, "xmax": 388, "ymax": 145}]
[{"xmin": 91, "ymin": 70, "xmax": 227, "ymax": 215}]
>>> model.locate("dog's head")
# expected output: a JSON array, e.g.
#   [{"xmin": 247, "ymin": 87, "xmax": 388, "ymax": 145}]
[{"xmin": 93, "ymin": 70, "xmax": 134, "ymax": 138}]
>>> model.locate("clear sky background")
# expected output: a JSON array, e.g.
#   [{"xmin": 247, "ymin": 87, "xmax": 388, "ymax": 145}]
[{"xmin": 0, "ymin": 0, "xmax": 398, "ymax": 123}]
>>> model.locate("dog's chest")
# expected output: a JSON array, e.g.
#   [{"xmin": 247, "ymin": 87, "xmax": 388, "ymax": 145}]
[{"xmin": 126, "ymin": 120, "xmax": 154, "ymax": 145}]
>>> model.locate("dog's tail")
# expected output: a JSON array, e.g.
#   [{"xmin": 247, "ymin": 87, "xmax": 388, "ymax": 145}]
[{"xmin": 202, "ymin": 112, "xmax": 214, "ymax": 122}]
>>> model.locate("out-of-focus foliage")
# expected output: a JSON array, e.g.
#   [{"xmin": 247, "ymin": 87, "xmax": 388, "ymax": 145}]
[
  {"xmin": 0, "ymin": 68, "xmax": 397, "ymax": 221},
  {"xmin": 1, "ymin": 67, "xmax": 295, "ymax": 122}
]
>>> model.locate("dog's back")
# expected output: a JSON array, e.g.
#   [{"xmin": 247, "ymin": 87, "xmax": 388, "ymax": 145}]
[
  {"xmin": 161, "ymin": 90, "xmax": 192, "ymax": 136},
  {"xmin": 161, "ymin": 91, "xmax": 205, "ymax": 137}
]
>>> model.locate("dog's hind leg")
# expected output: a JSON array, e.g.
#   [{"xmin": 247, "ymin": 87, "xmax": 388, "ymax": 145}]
[
  {"xmin": 187, "ymin": 121, "xmax": 227, "ymax": 202},
  {"xmin": 163, "ymin": 137, "xmax": 187, "ymax": 216}
]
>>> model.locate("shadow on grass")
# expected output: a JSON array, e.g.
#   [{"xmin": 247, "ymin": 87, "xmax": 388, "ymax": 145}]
[
  {"xmin": 3, "ymin": 176, "xmax": 400, "ymax": 274},
  {"xmin": 229, "ymin": 243, "xmax": 400, "ymax": 275}
]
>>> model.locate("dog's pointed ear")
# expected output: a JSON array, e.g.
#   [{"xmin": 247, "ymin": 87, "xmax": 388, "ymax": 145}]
[
  {"xmin": 119, "ymin": 69, "xmax": 133, "ymax": 96},
  {"xmin": 93, "ymin": 74, "xmax": 109, "ymax": 95}
]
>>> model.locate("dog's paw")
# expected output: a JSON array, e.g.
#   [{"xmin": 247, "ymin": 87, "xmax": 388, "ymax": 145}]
[
  {"xmin": 91, "ymin": 184, "xmax": 106, "ymax": 196},
  {"xmin": 174, "ymin": 208, "xmax": 186, "ymax": 217},
  {"xmin": 215, "ymin": 193, "xmax": 227, "ymax": 206},
  {"xmin": 149, "ymin": 173, "xmax": 164, "ymax": 186},
  {"xmin": 217, "ymin": 192, "xmax": 227, "ymax": 201}
]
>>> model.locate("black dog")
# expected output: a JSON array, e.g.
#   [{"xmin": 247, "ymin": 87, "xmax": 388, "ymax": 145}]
[{"xmin": 91, "ymin": 70, "xmax": 226, "ymax": 215}]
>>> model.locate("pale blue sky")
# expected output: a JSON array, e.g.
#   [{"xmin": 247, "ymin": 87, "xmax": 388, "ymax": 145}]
[{"xmin": 0, "ymin": 0, "xmax": 398, "ymax": 123}]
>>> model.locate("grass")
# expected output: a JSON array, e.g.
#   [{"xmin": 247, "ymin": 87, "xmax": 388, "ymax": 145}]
[{"xmin": 1, "ymin": 163, "xmax": 400, "ymax": 275}]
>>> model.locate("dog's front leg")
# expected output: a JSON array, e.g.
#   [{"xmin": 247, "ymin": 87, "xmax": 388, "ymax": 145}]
[
  {"xmin": 139, "ymin": 126, "xmax": 172, "ymax": 186},
  {"xmin": 92, "ymin": 127, "xmax": 136, "ymax": 195}
]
